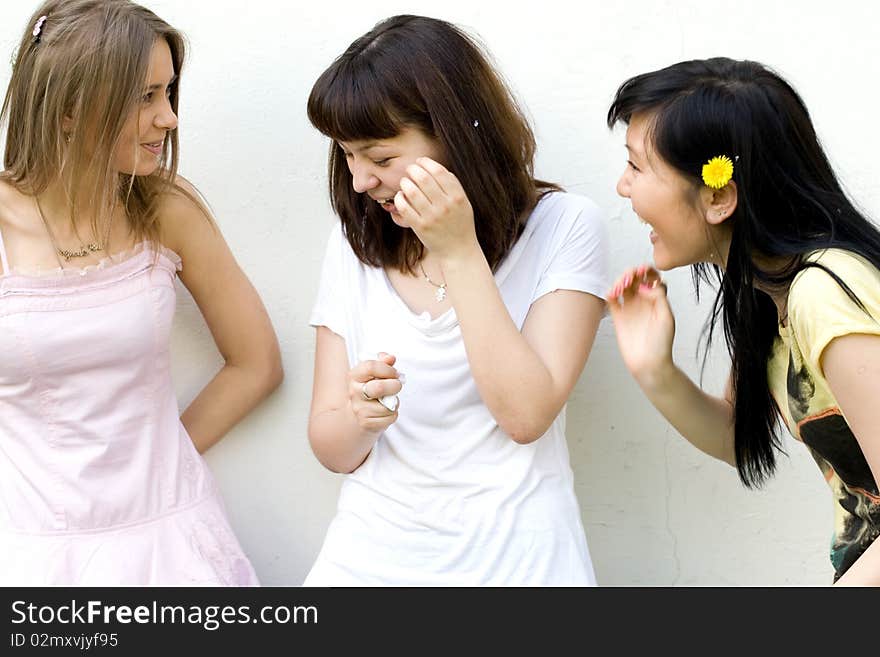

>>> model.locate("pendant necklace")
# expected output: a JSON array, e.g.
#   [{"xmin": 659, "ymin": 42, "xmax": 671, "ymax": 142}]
[
  {"xmin": 35, "ymin": 197, "xmax": 114, "ymax": 264},
  {"xmin": 418, "ymin": 262, "xmax": 448, "ymax": 302}
]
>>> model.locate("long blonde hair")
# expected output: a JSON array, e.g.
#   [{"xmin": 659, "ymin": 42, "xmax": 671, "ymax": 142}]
[{"xmin": 1, "ymin": 0, "xmax": 188, "ymax": 243}]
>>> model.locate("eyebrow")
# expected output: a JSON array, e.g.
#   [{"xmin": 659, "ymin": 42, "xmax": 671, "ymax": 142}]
[
  {"xmin": 357, "ymin": 141, "xmax": 388, "ymax": 151},
  {"xmin": 145, "ymin": 74, "xmax": 178, "ymax": 92},
  {"xmin": 340, "ymin": 141, "xmax": 391, "ymax": 153},
  {"xmin": 625, "ymin": 143, "xmax": 643, "ymax": 158}
]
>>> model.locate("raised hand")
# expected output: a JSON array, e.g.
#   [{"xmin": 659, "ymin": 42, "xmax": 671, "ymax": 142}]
[
  {"xmin": 607, "ymin": 264, "xmax": 676, "ymax": 383},
  {"xmin": 393, "ymin": 157, "xmax": 479, "ymax": 262}
]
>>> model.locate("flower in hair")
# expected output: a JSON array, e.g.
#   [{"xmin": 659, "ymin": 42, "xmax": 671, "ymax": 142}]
[
  {"xmin": 701, "ymin": 155, "xmax": 734, "ymax": 189},
  {"xmin": 32, "ymin": 15, "xmax": 48, "ymax": 43}
]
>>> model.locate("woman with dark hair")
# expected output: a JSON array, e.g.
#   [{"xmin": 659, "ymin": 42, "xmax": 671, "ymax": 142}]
[
  {"xmin": 304, "ymin": 15, "xmax": 608, "ymax": 585},
  {"xmin": 606, "ymin": 57, "xmax": 880, "ymax": 585}
]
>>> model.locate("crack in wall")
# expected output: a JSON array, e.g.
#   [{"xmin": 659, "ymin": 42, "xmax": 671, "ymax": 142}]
[{"xmin": 664, "ymin": 428, "xmax": 682, "ymax": 585}]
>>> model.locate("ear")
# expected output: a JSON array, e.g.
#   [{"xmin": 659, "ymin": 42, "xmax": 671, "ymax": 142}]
[{"xmin": 702, "ymin": 181, "xmax": 737, "ymax": 225}]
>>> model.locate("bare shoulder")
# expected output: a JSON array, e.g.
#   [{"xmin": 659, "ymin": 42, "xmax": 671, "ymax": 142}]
[
  {"xmin": 0, "ymin": 175, "xmax": 26, "ymax": 210},
  {"xmin": 0, "ymin": 175, "xmax": 18, "ymax": 199},
  {"xmin": 0, "ymin": 176, "xmax": 35, "ymax": 231},
  {"xmin": 0, "ymin": 178, "xmax": 15, "ymax": 222},
  {"xmin": 157, "ymin": 175, "xmax": 218, "ymax": 257}
]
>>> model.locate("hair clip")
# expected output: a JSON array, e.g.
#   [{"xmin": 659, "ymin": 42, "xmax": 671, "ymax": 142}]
[
  {"xmin": 32, "ymin": 15, "xmax": 48, "ymax": 43},
  {"xmin": 701, "ymin": 155, "xmax": 734, "ymax": 189}
]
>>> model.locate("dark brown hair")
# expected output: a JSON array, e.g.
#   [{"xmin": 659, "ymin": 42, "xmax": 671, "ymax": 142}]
[{"xmin": 307, "ymin": 14, "xmax": 557, "ymax": 272}]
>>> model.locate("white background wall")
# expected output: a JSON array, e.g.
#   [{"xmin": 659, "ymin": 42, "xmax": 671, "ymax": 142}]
[{"xmin": 3, "ymin": 0, "xmax": 878, "ymax": 585}]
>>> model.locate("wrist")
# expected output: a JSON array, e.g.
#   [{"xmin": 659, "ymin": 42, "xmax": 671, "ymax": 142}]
[
  {"xmin": 634, "ymin": 358, "xmax": 679, "ymax": 394},
  {"xmin": 437, "ymin": 240, "xmax": 485, "ymax": 275}
]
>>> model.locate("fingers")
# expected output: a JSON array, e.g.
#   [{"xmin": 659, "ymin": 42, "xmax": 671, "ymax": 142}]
[
  {"xmin": 352, "ymin": 393, "xmax": 399, "ymax": 427},
  {"xmin": 607, "ymin": 263, "xmax": 664, "ymax": 301},
  {"xmin": 349, "ymin": 354, "xmax": 404, "ymax": 424},
  {"xmin": 359, "ymin": 377, "xmax": 403, "ymax": 401},
  {"xmin": 351, "ymin": 384, "xmax": 401, "ymax": 434},
  {"xmin": 351, "ymin": 356, "xmax": 398, "ymax": 384},
  {"xmin": 395, "ymin": 163, "xmax": 438, "ymax": 220},
  {"xmin": 402, "ymin": 162, "xmax": 445, "ymax": 204},
  {"xmin": 398, "ymin": 176, "xmax": 430, "ymax": 217},
  {"xmin": 392, "ymin": 189, "xmax": 419, "ymax": 228},
  {"xmin": 415, "ymin": 157, "xmax": 456, "ymax": 195},
  {"xmin": 637, "ymin": 264, "xmax": 663, "ymax": 287},
  {"xmin": 350, "ymin": 376, "xmax": 399, "ymax": 430},
  {"xmin": 396, "ymin": 159, "xmax": 466, "ymax": 217}
]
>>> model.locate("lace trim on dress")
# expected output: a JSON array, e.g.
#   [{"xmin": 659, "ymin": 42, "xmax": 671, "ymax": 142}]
[
  {"xmin": 3, "ymin": 240, "xmax": 181, "ymax": 279},
  {"xmin": 187, "ymin": 509, "xmax": 258, "ymax": 586}
]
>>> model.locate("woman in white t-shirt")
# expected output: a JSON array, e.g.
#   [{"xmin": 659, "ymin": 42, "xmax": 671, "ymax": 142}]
[{"xmin": 303, "ymin": 15, "xmax": 608, "ymax": 586}]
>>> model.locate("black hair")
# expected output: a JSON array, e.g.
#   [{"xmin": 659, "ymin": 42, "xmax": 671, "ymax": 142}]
[{"xmin": 608, "ymin": 57, "xmax": 880, "ymax": 487}]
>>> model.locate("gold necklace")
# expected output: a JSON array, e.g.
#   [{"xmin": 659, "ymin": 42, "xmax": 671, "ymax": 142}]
[
  {"xmin": 35, "ymin": 198, "xmax": 114, "ymax": 264},
  {"xmin": 418, "ymin": 262, "xmax": 447, "ymax": 302}
]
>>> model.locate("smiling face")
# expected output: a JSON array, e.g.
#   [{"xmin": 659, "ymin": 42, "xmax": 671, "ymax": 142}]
[
  {"xmin": 338, "ymin": 126, "xmax": 445, "ymax": 220},
  {"xmin": 616, "ymin": 113, "xmax": 722, "ymax": 271},
  {"xmin": 112, "ymin": 38, "xmax": 178, "ymax": 176}
]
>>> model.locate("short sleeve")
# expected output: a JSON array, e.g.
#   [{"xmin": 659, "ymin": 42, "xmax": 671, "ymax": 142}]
[
  {"xmin": 308, "ymin": 223, "xmax": 349, "ymax": 341},
  {"xmin": 788, "ymin": 250, "xmax": 880, "ymax": 374},
  {"xmin": 531, "ymin": 195, "xmax": 610, "ymax": 304}
]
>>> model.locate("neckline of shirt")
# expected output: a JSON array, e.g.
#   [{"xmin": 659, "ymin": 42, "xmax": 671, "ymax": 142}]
[{"xmin": 374, "ymin": 195, "xmax": 547, "ymax": 333}]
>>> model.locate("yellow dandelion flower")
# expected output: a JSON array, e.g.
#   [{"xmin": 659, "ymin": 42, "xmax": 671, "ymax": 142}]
[{"xmin": 701, "ymin": 155, "xmax": 734, "ymax": 189}]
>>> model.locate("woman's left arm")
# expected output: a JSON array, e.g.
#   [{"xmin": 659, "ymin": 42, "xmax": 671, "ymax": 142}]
[
  {"xmin": 162, "ymin": 182, "xmax": 283, "ymax": 453},
  {"xmin": 822, "ymin": 332, "xmax": 880, "ymax": 586},
  {"xmin": 395, "ymin": 158, "xmax": 605, "ymax": 444}
]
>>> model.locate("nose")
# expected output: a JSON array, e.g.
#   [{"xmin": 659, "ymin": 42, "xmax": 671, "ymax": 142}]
[
  {"xmin": 616, "ymin": 166, "xmax": 631, "ymax": 198},
  {"xmin": 350, "ymin": 161, "xmax": 379, "ymax": 194},
  {"xmin": 155, "ymin": 97, "xmax": 178, "ymax": 132}
]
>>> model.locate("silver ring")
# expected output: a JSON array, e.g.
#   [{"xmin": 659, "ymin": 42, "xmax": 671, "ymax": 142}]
[{"xmin": 361, "ymin": 381, "xmax": 375, "ymax": 401}]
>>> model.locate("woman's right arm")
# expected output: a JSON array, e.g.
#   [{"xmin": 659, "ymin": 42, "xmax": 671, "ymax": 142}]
[
  {"xmin": 608, "ymin": 265, "xmax": 736, "ymax": 466},
  {"xmin": 307, "ymin": 326, "xmax": 402, "ymax": 474}
]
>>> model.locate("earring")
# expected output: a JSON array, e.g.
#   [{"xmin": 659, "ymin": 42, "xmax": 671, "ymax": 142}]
[{"xmin": 64, "ymin": 133, "xmax": 71, "ymax": 144}]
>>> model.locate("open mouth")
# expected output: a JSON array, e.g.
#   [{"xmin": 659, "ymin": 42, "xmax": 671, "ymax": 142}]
[
  {"xmin": 141, "ymin": 141, "xmax": 164, "ymax": 155},
  {"xmin": 373, "ymin": 196, "xmax": 397, "ymax": 212},
  {"xmin": 634, "ymin": 213, "xmax": 657, "ymax": 242}
]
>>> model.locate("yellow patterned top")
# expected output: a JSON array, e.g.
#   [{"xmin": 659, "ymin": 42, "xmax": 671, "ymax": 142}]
[{"xmin": 767, "ymin": 249, "xmax": 880, "ymax": 580}]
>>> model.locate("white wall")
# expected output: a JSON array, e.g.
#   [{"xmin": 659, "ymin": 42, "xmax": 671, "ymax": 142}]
[{"xmin": 4, "ymin": 0, "xmax": 878, "ymax": 585}]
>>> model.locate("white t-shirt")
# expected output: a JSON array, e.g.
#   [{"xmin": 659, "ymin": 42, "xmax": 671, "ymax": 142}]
[{"xmin": 305, "ymin": 191, "xmax": 608, "ymax": 586}]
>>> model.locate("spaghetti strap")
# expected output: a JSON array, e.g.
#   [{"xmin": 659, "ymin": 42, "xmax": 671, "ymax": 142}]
[{"xmin": 0, "ymin": 223, "xmax": 9, "ymax": 275}]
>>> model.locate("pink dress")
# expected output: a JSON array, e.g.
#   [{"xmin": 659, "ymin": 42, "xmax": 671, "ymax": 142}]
[{"xmin": 0, "ymin": 235, "xmax": 259, "ymax": 585}]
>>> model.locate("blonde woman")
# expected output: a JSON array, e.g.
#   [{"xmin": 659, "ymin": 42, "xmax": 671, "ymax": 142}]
[{"xmin": 0, "ymin": 0, "xmax": 282, "ymax": 585}]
